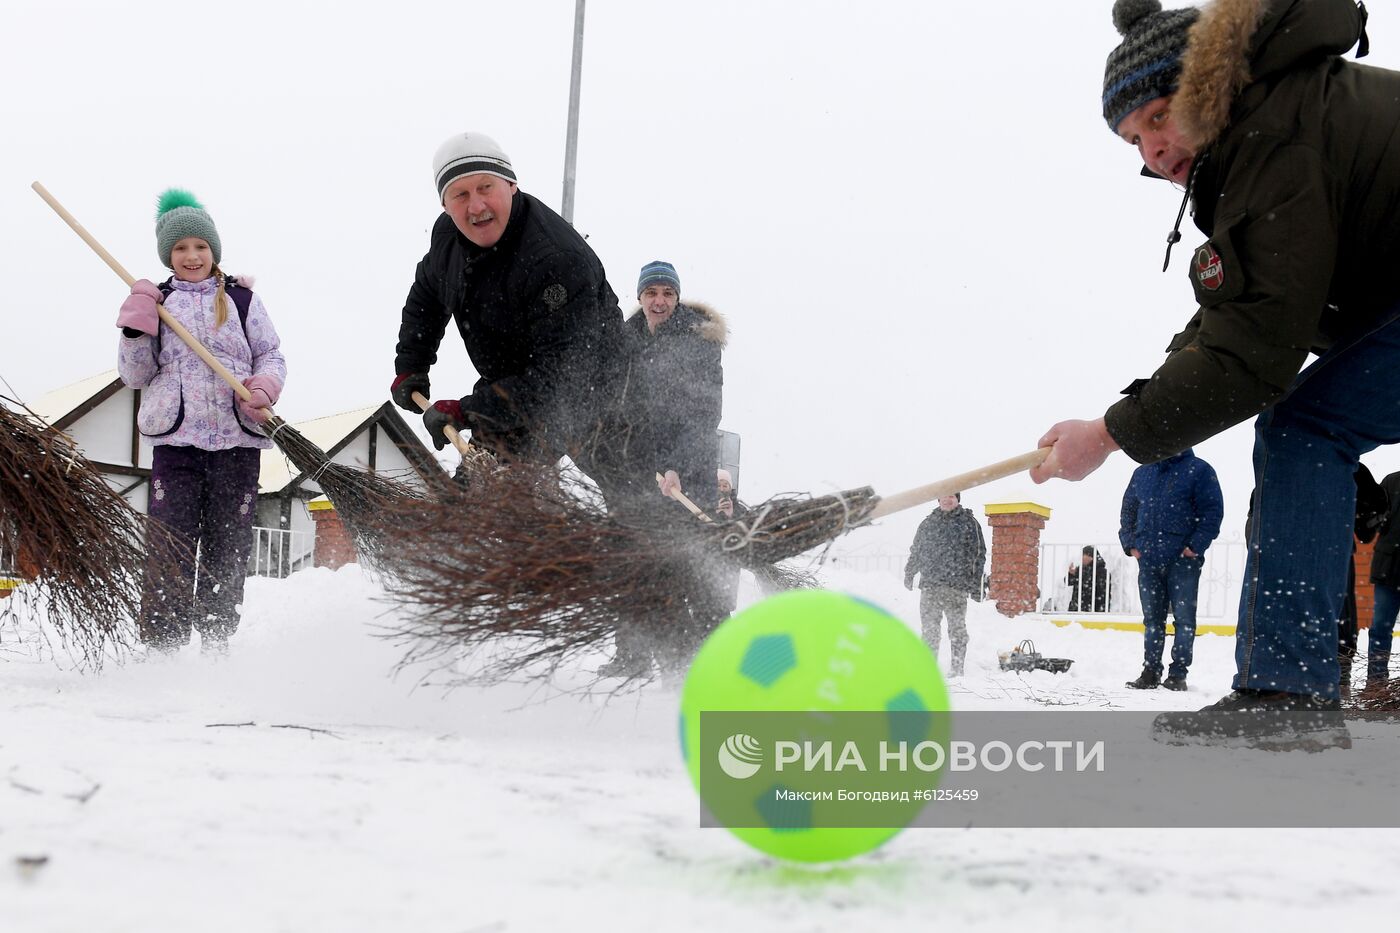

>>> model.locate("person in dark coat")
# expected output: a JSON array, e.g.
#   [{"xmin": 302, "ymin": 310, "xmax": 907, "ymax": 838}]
[
  {"xmin": 904, "ymin": 493, "xmax": 986, "ymax": 676},
  {"xmin": 624, "ymin": 261, "xmax": 726, "ymax": 512},
  {"xmin": 1066, "ymin": 546, "xmax": 1112, "ymax": 613},
  {"xmin": 389, "ymin": 131, "xmax": 635, "ymax": 495},
  {"xmin": 1366, "ymin": 470, "xmax": 1400, "ymax": 691},
  {"xmin": 1031, "ymin": 0, "xmax": 1398, "ymax": 741},
  {"xmin": 598, "ymin": 262, "xmax": 728, "ymax": 678},
  {"xmin": 1119, "ymin": 449, "xmax": 1223, "ymax": 691},
  {"xmin": 717, "ymin": 469, "xmax": 740, "ymax": 520}
]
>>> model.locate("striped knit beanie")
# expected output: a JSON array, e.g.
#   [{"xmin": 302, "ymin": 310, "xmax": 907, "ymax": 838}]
[
  {"xmin": 155, "ymin": 188, "xmax": 221, "ymax": 268},
  {"xmin": 432, "ymin": 131, "xmax": 517, "ymax": 201},
  {"xmin": 637, "ymin": 260, "xmax": 680, "ymax": 298},
  {"xmin": 1102, "ymin": 0, "xmax": 1200, "ymax": 132}
]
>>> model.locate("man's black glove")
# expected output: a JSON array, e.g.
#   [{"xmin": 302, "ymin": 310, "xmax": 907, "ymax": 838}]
[
  {"xmin": 423, "ymin": 398, "xmax": 468, "ymax": 451},
  {"xmin": 390, "ymin": 372, "xmax": 431, "ymax": 414}
]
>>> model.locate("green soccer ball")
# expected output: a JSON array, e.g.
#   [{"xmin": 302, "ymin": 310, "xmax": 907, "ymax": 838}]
[{"xmin": 679, "ymin": 589, "xmax": 950, "ymax": 863}]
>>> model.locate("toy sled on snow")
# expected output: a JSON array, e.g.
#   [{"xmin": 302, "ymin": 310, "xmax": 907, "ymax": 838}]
[{"xmin": 997, "ymin": 639, "xmax": 1073, "ymax": 674}]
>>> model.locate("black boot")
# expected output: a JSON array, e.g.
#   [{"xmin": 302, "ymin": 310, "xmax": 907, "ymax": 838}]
[
  {"xmin": 1151, "ymin": 689, "xmax": 1350, "ymax": 751},
  {"xmin": 1161, "ymin": 673, "xmax": 1187, "ymax": 691},
  {"xmin": 1126, "ymin": 667, "xmax": 1161, "ymax": 690},
  {"xmin": 598, "ymin": 651, "xmax": 653, "ymax": 679}
]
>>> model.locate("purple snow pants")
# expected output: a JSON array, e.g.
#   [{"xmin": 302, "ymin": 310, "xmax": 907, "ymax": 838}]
[{"xmin": 141, "ymin": 445, "xmax": 261, "ymax": 648}]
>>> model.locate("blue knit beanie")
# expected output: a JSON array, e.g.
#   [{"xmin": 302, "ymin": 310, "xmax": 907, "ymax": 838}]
[
  {"xmin": 1102, "ymin": 0, "xmax": 1200, "ymax": 132},
  {"xmin": 637, "ymin": 260, "xmax": 680, "ymax": 298}
]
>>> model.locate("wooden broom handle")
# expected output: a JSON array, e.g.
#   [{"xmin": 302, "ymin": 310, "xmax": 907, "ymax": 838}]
[
  {"xmin": 32, "ymin": 181, "xmax": 255, "ymax": 404},
  {"xmin": 410, "ymin": 391, "xmax": 472, "ymax": 458},
  {"xmin": 866, "ymin": 448, "xmax": 1050, "ymax": 521},
  {"xmin": 660, "ymin": 450, "xmax": 1047, "ymax": 527},
  {"xmin": 657, "ymin": 473, "xmax": 714, "ymax": 523}
]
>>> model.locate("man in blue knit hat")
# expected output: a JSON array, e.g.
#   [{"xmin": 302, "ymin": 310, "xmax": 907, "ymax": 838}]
[
  {"xmin": 598, "ymin": 260, "xmax": 729, "ymax": 679},
  {"xmin": 626, "ymin": 260, "xmax": 726, "ymax": 514}
]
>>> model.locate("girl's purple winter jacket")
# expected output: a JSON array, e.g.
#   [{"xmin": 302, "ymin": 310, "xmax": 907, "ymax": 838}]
[{"xmin": 117, "ymin": 276, "xmax": 287, "ymax": 451}]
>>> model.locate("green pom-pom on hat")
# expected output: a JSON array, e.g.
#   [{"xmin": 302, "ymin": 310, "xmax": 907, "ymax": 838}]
[
  {"xmin": 155, "ymin": 187, "xmax": 204, "ymax": 218},
  {"xmin": 154, "ymin": 187, "xmax": 221, "ymax": 269}
]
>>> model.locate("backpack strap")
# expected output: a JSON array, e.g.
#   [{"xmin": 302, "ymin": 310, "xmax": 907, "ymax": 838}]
[
  {"xmin": 154, "ymin": 276, "xmax": 253, "ymax": 355},
  {"xmin": 225, "ymin": 281, "xmax": 254, "ymax": 329}
]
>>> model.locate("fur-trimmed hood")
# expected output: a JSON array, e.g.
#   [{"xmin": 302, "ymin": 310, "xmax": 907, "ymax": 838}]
[
  {"xmin": 625, "ymin": 300, "xmax": 728, "ymax": 347},
  {"xmin": 1175, "ymin": 0, "xmax": 1367, "ymax": 149}
]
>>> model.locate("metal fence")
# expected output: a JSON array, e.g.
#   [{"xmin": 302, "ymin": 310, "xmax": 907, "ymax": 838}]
[
  {"xmin": 821, "ymin": 539, "xmax": 1250, "ymax": 624},
  {"xmin": 248, "ymin": 526, "xmax": 316, "ymax": 579},
  {"xmin": 1038, "ymin": 541, "xmax": 1247, "ymax": 622},
  {"xmin": 1, "ymin": 527, "xmax": 316, "ymax": 586}
]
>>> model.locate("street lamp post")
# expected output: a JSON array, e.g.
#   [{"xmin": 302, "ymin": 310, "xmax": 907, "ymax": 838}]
[{"xmin": 561, "ymin": 0, "xmax": 586, "ymax": 225}]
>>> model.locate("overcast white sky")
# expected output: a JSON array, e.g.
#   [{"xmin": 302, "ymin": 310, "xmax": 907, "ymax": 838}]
[{"xmin": 2, "ymin": 0, "xmax": 1397, "ymax": 556}]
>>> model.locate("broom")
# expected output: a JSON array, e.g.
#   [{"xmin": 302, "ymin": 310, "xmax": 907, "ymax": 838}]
[
  {"xmin": 0, "ymin": 397, "xmax": 189, "ymax": 666},
  {"xmin": 658, "ymin": 473, "xmax": 819, "ymax": 592},
  {"xmin": 706, "ymin": 448, "xmax": 1050, "ymax": 565},
  {"xmin": 31, "ymin": 182, "xmax": 424, "ymax": 563},
  {"xmin": 1351, "ymin": 677, "xmax": 1400, "ymax": 713},
  {"xmin": 376, "ymin": 460, "xmax": 720, "ymax": 681},
  {"xmin": 373, "ymin": 448, "xmax": 1048, "ymax": 682}
]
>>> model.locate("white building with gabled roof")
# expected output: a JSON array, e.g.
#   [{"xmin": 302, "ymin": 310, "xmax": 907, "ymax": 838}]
[{"xmin": 19, "ymin": 371, "xmax": 443, "ymax": 575}]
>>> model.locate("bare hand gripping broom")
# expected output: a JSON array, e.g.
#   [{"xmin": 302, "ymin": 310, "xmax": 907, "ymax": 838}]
[{"xmin": 32, "ymin": 181, "xmax": 423, "ymax": 563}]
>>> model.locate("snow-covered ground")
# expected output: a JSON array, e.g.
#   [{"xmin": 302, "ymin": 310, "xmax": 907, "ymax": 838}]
[{"xmin": 2, "ymin": 565, "xmax": 1393, "ymax": 932}]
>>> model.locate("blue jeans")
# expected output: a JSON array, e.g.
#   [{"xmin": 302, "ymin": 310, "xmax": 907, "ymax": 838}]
[
  {"xmin": 1370, "ymin": 583, "xmax": 1400, "ymax": 684},
  {"xmin": 1138, "ymin": 556, "xmax": 1203, "ymax": 679},
  {"xmin": 1236, "ymin": 313, "xmax": 1400, "ymax": 700}
]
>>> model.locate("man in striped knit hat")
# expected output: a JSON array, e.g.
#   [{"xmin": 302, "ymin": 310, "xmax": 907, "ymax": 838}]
[
  {"xmin": 1032, "ymin": 0, "xmax": 1389, "ymax": 749},
  {"xmin": 390, "ymin": 131, "xmax": 641, "ymax": 499}
]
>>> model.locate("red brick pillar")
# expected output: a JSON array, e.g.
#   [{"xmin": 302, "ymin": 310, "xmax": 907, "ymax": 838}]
[
  {"xmin": 984, "ymin": 502, "xmax": 1052, "ymax": 618},
  {"xmin": 2, "ymin": 545, "xmax": 38, "ymax": 598},
  {"xmin": 309, "ymin": 498, "xmax": 357, "ymax": 570},
  {"xmin": 1356, "ymin": 536, "xmax": 1376, "ymax": 630}
]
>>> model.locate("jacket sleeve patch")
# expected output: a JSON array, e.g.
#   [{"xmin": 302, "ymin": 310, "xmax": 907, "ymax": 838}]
[
  {"xmin": 541, "ymin": 283, "xmax": 568, "ymax": 310},
  {"xmin": 1188, "ymin": 218, "xmax": 1244, "ymax": 306}
]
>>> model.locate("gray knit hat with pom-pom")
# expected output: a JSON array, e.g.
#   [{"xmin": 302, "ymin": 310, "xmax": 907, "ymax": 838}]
[
  {"xmin": 1102, "ymin": 0, "xmax": 1200, "ymax": 132},
  {"xmin": 155, "ymin": 188, "xmax": 221, "ymax": 268}
]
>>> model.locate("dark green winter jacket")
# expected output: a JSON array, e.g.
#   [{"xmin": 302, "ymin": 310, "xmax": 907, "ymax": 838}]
[{"xmin": 1105, "ymin": 0, "xmax": 1396, "ymax": 463}]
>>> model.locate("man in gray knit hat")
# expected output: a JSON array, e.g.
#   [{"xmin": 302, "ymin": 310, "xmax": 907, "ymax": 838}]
[
  {"xmin": 390, "ymin": 131, "xmax": 637, "ymax": 493},
  {"xmin": 1030, "ymin": 0, "xmax": 1392, "ymax": 748}
]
